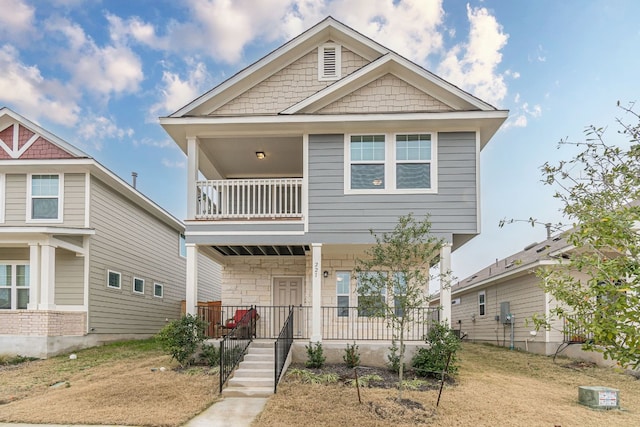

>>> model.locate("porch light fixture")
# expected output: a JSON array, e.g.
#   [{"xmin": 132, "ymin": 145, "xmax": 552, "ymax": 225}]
[
  {"xmin": 323, "ymin": 271, "xmax": 329, "ymax": 278},
  {"xmin": 256, "ymin": 151, "xmax": 266, "ymax": 159}
]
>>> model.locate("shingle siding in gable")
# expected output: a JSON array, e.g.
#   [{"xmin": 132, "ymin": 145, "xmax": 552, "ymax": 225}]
[
  {"xmin": 317, "ymin": 74, "xmax": 453, "ymax": 114},
  {"xmin": 306, "ymin": 132, "xmax": 477, "ymax": 239},
  {"xmin": 210, "ymin": 48, "xmax": 370, "ymax": 116}
]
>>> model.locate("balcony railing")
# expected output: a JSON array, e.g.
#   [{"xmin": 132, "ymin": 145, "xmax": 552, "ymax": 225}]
[{"xmin": 196, "ymin": 178, "xmax": 303, "ymax": 220}]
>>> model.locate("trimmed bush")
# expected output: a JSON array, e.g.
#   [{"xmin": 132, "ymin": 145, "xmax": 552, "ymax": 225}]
[
  {"xmin": 305, "ymin": 342, "xmax": 326, "ymax": 368},
  {"xmin": 412, "ymin": 323, "xmax": 461, "ymax": 378},
  {"xmin": 343, "ymin": 342, "xmax": 361, "ymax": 368},
  {"xmin": 156, "ymin": 314, "xmax": 207, "ymax": 368}
]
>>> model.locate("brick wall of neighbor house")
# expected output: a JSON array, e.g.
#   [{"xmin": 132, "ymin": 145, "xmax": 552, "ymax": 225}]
[
  {"xmin": 211, "ymin": 48, "xmax": 370, "ymax": 116},
  {"xmin": 222, "ymin": 257, "xmax": 307, "ymax": 305},
  {"xmin": 318, "ymin": 73, "xmax": 454, "ymax": 114},
  {"xmin": 0, "ymin": 311, "xmax": 86, "ymax": 336}
]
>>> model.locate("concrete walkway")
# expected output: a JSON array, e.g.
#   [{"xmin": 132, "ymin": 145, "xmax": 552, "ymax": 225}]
[{"xmin": 0, "ymin": 397, "xmax": 269, "ymax": 427}]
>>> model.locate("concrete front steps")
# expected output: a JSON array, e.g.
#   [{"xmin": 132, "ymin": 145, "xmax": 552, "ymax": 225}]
[{"xmin": 222, "ymin": 340, "xmax": 275, "ymax": 398}]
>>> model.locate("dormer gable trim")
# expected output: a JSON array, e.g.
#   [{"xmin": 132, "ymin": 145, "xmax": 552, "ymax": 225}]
[
  {"xmin": 168, "ymin": 17, "xmax": 389, "ymax": 118},
  {"xmin": 281, "ymin": 52, "xmax": 497, "ymax": 115}
]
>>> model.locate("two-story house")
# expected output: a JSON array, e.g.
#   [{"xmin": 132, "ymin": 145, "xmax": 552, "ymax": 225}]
[
  {"xmin": 160, "ymin": 17, "xmax": 508, "ymax": 343},
  {"xmin": 0, "ymin": 107, "xmax": 221, "ymax": 358}
]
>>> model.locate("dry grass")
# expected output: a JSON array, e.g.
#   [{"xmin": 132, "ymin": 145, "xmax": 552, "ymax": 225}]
[
  {"xmin": 256, "ymin": 343, "xmax": 640, "ymax": 426},
  {"xmin": 0, "ymin": 339, "xmax": 219, "ymax": 427}
]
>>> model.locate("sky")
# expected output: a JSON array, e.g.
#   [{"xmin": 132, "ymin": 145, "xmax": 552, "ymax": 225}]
[{"xmin": 1, "ymin": 0, "xmax": 639, "ymax": 286}]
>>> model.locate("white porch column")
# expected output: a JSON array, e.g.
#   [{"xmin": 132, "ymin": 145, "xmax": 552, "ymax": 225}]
[
  {"xmin": 186, "ymin": 136, "xmax": 199, "ymax": 220},
  {"xmin": 185, "ymin": 243, "xmax": 199, "ymax": 316},
  {"xmin": 439, "ymin": 243, "xmax": 452, "ymax": 327},
  {"xmin": 39, "ymin": 244, "xmax": 56, "ymax": 310},
  {"xmin": 27, "ymin": 243, "xmax": 40, "ymax": 310},
  {"xmin": 311, "ymin": 243, "xmax": 322, "ymax": 342}
]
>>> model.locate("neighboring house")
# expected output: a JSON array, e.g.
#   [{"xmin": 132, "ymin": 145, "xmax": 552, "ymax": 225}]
[
  {"xmin": 430, "ymin": 233, "xmax": 578, "ymax": 356},
  {"xmin": 0, "ymin": 107, "xmax": 221, "ymax": 358},
  {"xmin": 160, "ymin": 17, "xmax": 508, "ymax": 343}
]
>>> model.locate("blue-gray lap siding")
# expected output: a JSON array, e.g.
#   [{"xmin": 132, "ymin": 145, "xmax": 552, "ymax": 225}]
[{"xmin": 307, "ymin": 132, "xmax": 477, "ymax": 243}]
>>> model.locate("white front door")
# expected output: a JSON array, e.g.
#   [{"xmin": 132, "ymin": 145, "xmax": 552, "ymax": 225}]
[{"xmin": 273, "ymin": 277, "xmax": 304, "ymax": 337}]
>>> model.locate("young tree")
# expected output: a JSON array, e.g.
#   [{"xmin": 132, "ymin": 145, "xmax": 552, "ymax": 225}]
[
  {"xmin": 538, "ymin": 102, "xmax": 640, "ymax": 368},
  {"xmin": 355, "ymin": 213, "xmax": 444, "ymax": 399}
]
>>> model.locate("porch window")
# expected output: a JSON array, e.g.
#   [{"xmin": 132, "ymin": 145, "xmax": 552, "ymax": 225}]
[
  {"xmin": 478, "ymin": 290, "xmax": 486, "ymax": 316},
  {"xmin": 0, "ymin": 263, "xmax": 30, "ymax": 310},
  {"xmin": 107, "ymin": 270, "xmax": 121, "ymax": 289},
  {"xmin": 336, "ymin": 271, "xmax": 350, "ymax": 317},
  {"xmin": 133, "ymin": 277, "xmax": 145, "ymax": 294},
  {"xmin": 154, "ymin": 283, "xmax": 164, "ymax": 298},
  {"xmin": 357, "ymin": 272, "xmax": 386, "ymax": 317},
  {"xmin": 29, "ymin": 174, "xmax": 62, "ymax": 221}
]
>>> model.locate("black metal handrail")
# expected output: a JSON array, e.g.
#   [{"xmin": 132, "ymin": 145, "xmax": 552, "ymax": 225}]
[
  {"xmin": 274, "ymin": 306, "xmax": 294, "ymax": 393},
  {"xmin": 219, "ymin": 307, "xmax": 256, "ymax": 393}
]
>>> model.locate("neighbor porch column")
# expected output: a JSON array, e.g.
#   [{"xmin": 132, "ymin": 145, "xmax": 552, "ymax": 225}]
[
  {"xmin": 39, "ymin": 244, "xmax": 56, "ymax": 310},
  {"xmin": 186, "ymin": 136, "xmax": 199, "ymax": 220},
  {"xmin": 185, "ymin": 243, "xmax": 199, "ymax": 316},
  {"xmin": 311, "ymin": 243, "xmax": 322, "ymax": 342},
  {"xmin": 439, "ymin": 243, "xmax": 452, "ymax": 327},
  {"xmin": 27, "ymin": 243, "xmax": 40, "ymax": 310}
]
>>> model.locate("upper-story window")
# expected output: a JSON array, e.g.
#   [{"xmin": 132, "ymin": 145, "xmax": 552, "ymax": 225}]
[
  {"xmin": 318, "ymin": 43, "xmax": 341, "ymax": 81},
  {"xmin": 345, "ymin": 133, "xmax": 436, "ymax": 194},
  {"xmin": 28, "ymin": 174, "xmax": 63, "ymax": 221}
]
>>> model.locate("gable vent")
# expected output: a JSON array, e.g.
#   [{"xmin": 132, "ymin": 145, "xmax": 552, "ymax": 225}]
[{"xmin": 318, "ymin": 43, "xmax": 341, "ymax": 81}]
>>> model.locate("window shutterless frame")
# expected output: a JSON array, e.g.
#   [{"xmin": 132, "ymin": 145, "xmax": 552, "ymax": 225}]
[
  {"xmin": 478, "ymin": 290, "xmax": 486, "ymax": 316},
  {"xmin": 27, "ymin": 173, "xmax": 64, "ymax": 222},
  {"xmin": 133, "ymin": 277, "xmax": 145, "ymax": 294},
  {"xmin": 107, "ymin": 270, "xmax": 121, "ymax": 289},
  {"xmin": 153, "ymin": 283, "xmax": 164, "ymax": 298}
]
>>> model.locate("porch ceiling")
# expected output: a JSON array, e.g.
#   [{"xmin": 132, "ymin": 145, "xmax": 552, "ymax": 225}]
[
  {"xmin": 212, "ymin": 244, "xmax": 309, "ymax": 256},
  {"xmin": 199, "ymin": 135, "xmax": 302, "ymax": 179}
]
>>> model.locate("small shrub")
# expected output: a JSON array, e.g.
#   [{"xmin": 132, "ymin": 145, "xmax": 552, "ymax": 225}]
[
  {"xmin": 412, "ymin": 323, "xmax": 461, "ymax": 378},
  {"xmin": 343, "ymin": 342, "xmax": 360, "ymax": 368},
  {"xmin": 288, "ymin": 368, "xmax": 338, "ymax": 384},
  {"xmin": 199, "ymin": 343, "xmax": 220, "ymax": 366},
  {"xmin": 0, "ymin": 354, "xmax": 38, "ymax": 365},
  {"xmin": 156, "ymin": 314, "xmax": 207, "ymax": 368},
  {"xmin": 305, "ymin": 342, "xmax": 326, "ymax": 368},
  {"xmin": 387, "ymin": 339, "xmax": 405, "ymax": 373}
]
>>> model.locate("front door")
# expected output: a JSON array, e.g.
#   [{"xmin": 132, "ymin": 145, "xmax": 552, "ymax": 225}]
[{"xmin": 273, "ymin": 277, "xmax": 304, "ymax": 337}]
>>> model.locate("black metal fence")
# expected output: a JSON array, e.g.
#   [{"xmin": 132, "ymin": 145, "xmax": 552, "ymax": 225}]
[
  {"xmin": 199, "ymin": 304, "xmax": 440, "ymax": 342},
  {"xmin": 219, "ymin": 307, "xmax": 256, "ymax": 393},
  {"xmin": 274, "ymin": 306, "xmax": 294, "ymax": 393}
]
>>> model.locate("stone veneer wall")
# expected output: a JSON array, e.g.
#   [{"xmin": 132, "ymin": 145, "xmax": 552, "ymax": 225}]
[{"xmin": 0, "ymin": 311, "xmax": 86, "ymax": 336}]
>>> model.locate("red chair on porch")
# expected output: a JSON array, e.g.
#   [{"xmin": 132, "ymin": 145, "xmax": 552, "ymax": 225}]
[{"xmin": 225, "ymin": 308, "xmax": 259, "ymax": 338}]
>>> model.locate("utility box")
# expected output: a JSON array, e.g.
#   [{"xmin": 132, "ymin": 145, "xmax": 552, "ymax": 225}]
[
  {"xmin": 500, "ymin": 302, "xmax": 512, "ymax": 324},
  {"xmin": 578, "ymin": 386, "xmax": 619, "ymax": 410}
]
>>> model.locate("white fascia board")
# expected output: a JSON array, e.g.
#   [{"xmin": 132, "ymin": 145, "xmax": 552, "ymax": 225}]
[
  {"xmin": 169, "ymin": 18, "xmax": 387, "ymax": 118},
  {"xmin": 0, "ymin": 107, "xmax": 89, "ymax": 158}
]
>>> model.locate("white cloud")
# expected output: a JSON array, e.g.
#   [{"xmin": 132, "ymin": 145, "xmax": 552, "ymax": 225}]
[
  {"xmin": 502, "ymin": 100, "xmax": 542, "ymax": 130},
  {"xmin": 45, "ymin": 17, "xmax": 144, "ymax": 97},
  {"xmin": 0, "ymin": 44, "xmax": 80, "ymax": 125},
  {"xmin": 77, "ymin": 114, "xmax": 134, "ymax": 150},
  {"xmin": 134, "ymin": 137, "xmax": 174, "ymax": 148},
  {"xmin": 149, "ymin": 60, "xmax": 209, "ymax": 118},
  {"xmin": 162, "ymin": 158, "xmax": 186, "ymax": 168},
  {"xmin": 437, "ymin": 4, "xmax": 509, "ymax": 106},
  {"xmin": 0, "ymin": 0, "xmax": 34, "ymax": 39}
]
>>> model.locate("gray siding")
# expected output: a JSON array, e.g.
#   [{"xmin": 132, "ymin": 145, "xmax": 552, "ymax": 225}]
[
  {"xmin": 198, "ymin": 253, "xmax": 222, "ymax": 301},
  {"xmin": 4, "ymin": 174, "xmax": 26, "ymax": 224},
  {"xmin": 55, "ymin": 248, "xmax": 84, "ymax": 305},
  {"xmin": 307, "ymin": 132, "xmax": 477, "ymax": 241},
  {"xmin": 88, "ymin": 177, "xmax": 186, "ymax": 334},
  {"xmin": 63, "ymin": 173, "xmax": 85, "ymax": 227}
]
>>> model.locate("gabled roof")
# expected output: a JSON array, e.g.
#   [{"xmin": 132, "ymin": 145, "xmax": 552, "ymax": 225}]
[
  {"xmin": 168, "ymin": 16, "xmax": 500, "ymax": 118},
  {"xmin": 432, "ymin": 233, "xmax": 571, "ymax": 301}
]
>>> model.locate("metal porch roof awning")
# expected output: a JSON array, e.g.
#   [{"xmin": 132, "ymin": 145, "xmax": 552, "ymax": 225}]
[{"xmin": 212, "ymin": 245, "xmax": 309, "ymax": 256}]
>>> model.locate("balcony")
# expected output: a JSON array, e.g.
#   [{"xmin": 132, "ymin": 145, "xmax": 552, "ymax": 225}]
[{"xmin": 196, "ymin": 178, "xmax": 303, "ymax": 220}]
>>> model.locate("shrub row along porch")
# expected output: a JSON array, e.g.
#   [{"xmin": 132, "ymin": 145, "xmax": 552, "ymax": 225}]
[{"xmin": 198, "ymin": 304, "xmax": 440, "ymax": 341}]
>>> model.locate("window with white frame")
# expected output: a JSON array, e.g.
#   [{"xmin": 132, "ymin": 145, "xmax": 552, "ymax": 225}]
[
  {"xmin": 478, "ymin": 290, "xmax": 486, "ymax": 316},
  {"xmin": 0, "ymin": 263, "xmax": 30, "ymax": 310},
  {"xmin": 29, "ymin": 174, "xmax": 62, "ymax": 221},
  {"xmin": 336, "ymin": 271, "xmax": 350, "ymax": 317},
  {"xmin": 318, "ymin": 43, "xmax": 341, "ymax": 81},
  {"xmin": 179, "ymin": 233, "xmax": 186, "ymax": 258},
  {"xmin": 133, "ymin": 277, "xmax": 145, "ymax": 294},
  {"xmin": 154, "ymin": 283, "xmax": 164, "ymax": 298},
  {"xmin": 346, "ymin": 133, "xmax": 436, "ymax": 193},
  {"xmin": 357, "ymin": 271, "xmax": 386, "ymax": 317},
  {"xmin": 107, "ymin": 270, "xmax": 121, "ymax": 289}
]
